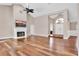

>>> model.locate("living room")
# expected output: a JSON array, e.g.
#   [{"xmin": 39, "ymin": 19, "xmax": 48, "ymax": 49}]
[{"xmin": 0, "ymin": 3, "xmax": 78, "ymax": 56}]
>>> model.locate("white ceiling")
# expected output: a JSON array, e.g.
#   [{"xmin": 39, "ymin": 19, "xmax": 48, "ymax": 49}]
[
  {"xmin": 27, "ymin": 3, "xmax": 78, "ymax": 20},
  {"xmin": 28, "ymin": 3, "xmax": 49, "ymax": 17},
  {"xmin": 0, "ymin": 3, "xmax": 78, "ymax": 19},
  {"xmin": 0, "ymin": 3, "xmax": 54, "ymax": 17},
  {"xmin": 0, "ymin": 3, "xmax": 12, "ymax": 6}
]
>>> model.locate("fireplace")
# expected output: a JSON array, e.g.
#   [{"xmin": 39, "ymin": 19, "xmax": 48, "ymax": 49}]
[{"xmin": 17, "ymin": 31, "xmax": 25, "ymax": 37}]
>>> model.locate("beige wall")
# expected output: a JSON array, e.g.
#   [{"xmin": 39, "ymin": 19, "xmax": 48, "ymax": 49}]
[
  {"xmin": 29, "ymin": 15, "xmax": 48, "ymax": 37},
  {"xmin": 0, "ymin": 6, "xmax": 14, "ymax": 39}
]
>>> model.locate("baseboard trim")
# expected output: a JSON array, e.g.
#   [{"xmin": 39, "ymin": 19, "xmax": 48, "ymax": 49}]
[
  {"xmin": 26, "ymin": 35, "xmax": 48, "ymax": 40},
  {"xmin": 33, "ymin": 34, "xmax": 48, "ymax": 37},
  {"xmin": 0, "ymin": 36, "xmax": 14, "ymax": 40}
]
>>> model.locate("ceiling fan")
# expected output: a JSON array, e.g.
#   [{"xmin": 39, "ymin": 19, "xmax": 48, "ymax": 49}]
[{"xmin": 24, "ymin": 4, "xmax": 34, "ymax": 13}]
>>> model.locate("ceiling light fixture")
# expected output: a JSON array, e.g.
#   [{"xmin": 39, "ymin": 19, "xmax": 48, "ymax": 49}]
[{"xmin": 24, "ymin": 3, "xmax": 34, "ymax": 13}]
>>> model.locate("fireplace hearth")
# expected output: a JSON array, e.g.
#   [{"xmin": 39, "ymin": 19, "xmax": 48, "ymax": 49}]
[{"xmin": 17, "ymin": 31, "xmax": 25, "ymax": 37}]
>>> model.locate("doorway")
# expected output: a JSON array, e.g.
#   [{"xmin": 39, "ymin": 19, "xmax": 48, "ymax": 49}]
[{"xmin": 48, "ymin": 10, "xmax": 69, "ymax": 38}]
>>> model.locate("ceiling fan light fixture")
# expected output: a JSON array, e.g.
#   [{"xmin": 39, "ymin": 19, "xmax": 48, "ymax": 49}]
[{"xmin": 24, "ymin": 8, "xmax": 34, "ymax": 13}]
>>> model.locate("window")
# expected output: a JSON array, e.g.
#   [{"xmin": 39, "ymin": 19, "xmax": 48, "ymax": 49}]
[{"xmin": 55, "ymin": 18, "xmax": 64, "ymax": 24}]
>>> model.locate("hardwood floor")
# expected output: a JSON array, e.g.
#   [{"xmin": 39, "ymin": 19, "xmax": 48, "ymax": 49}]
[{"xmin": 0, "ymin": 35, "xmax": 78, "ymax": 56}]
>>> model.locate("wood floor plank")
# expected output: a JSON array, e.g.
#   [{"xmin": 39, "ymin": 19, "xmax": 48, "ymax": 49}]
[{"xmin": 0, "ymin": 35, "xmax": 78, "ymax": 56}]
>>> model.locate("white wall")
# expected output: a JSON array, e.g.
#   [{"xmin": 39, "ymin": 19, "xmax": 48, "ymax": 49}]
[
  {"xmin": 76, "ymin": 4, "xmax": 79, "ymax": 56},
  {"xmin": 0, "ymin": 6, "xmax": 14, "ymax": 39},
  {"xmin": 76, "ymin": 21, "xmax": 79, "ymax": 55}
]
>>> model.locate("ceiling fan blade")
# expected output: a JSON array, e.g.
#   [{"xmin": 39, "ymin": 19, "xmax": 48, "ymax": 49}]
[{"xmin": 23, "ymin": 3, "xmax": 34, "ymax": 13}]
